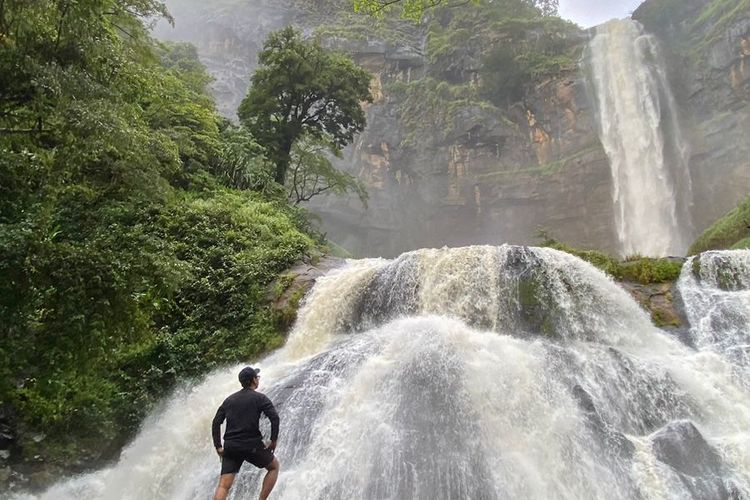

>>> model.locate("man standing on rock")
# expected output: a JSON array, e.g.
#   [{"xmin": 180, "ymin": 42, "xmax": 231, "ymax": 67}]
[{"xmin": 212, "ymin": 366, "xmax": 280, "ymax": 500}]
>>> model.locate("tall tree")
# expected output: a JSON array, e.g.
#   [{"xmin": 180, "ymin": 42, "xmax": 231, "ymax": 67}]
[{"xmin": 237, "ymin": 27, "xmax": 372, "ymax": 185}]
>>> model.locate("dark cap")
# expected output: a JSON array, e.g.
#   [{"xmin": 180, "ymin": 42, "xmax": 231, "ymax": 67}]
[{"xmin": 238, "ymin": 366, "xmax": 260, "ymax": 384}]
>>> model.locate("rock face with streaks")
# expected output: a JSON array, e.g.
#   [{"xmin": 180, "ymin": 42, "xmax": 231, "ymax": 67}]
[
  {"xmin": 157, "ymin": 0, "xmax": 750, "ymax": 257},
  {"xmin": 633, "ymin": 0, "xmax": 750, "ymax": 236}
]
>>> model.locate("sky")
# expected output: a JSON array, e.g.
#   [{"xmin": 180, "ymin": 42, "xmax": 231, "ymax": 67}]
[{"xmin": 557, "ymin": 0, "xmax": 644, "ymax": 28}]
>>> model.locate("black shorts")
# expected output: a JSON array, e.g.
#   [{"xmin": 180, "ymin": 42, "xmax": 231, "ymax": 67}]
[{"xmin": 220, "ymin": 443, "xmax": 274, "ymax": 475}]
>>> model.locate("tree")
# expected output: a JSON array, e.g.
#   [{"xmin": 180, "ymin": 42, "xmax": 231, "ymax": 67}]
[
  {"xmin": 215, "ymin": 126, "xmax": 279, "ymax": 194},
  {"xmin": 237, "ymin": 27, "xmax": 372, "ymax": 185},
  {"xmin": 352, "ymin": 0, "xmax": 558, "ymax": 19},
  {"xmin": 287, "ymin": 135, "xmax": 368, "ymax": 206}
]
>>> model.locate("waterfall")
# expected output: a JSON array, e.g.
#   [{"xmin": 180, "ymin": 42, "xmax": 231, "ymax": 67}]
[
  {"xmin": 17, "ymin": 246, "xmax": 750, "ymax": 500},
  {"xmin": 678, "ymin": 250, "xmax": 750, "ymax": 388},
  {"xmin": 587, "ymin": 19, "xmax": 693, "ymax": 257}
]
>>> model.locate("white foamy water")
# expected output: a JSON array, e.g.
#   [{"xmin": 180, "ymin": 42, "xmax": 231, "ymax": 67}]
[
  {"xmin": 15, "ymin": 246, "xmax": 750, "ymax": 499},
  {"xmin": 588, "ymin": 19, "xmax": 693, "ymax": 257},
  {"xmin": 679, "ymin": 250, "xmax": 750, "ymax": 387}
]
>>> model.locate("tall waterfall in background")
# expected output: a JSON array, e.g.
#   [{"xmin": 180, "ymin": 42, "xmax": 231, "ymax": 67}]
[
  {"xmin": 588, "ymin": 19, "xmax": 693, "ymax": 257},
  {"xmin": 17, "ymin": 246, "xmax": 750, "ymax": 500}
]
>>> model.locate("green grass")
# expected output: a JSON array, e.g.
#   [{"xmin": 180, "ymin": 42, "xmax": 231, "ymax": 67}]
[
  {"xmin": 689, "ymin": 195, "xmax": 750, "ymax": 254},
  {"xmin": 731, "ymin": 237, "xmax": 750, "ymax": 249},
  {"xmin": 538, "ymin": 231, "xmax": 682, "ymax": 284}
]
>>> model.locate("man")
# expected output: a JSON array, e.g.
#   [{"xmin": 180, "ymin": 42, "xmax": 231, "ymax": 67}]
[{"xmin": 212, "ymin": 366, "xmax": 280, "ymax": 500}]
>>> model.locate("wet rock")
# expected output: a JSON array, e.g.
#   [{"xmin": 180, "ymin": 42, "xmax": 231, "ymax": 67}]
[
  {"xmin": 268, "ymin": 256, "xmax": 345, "ymax": 330},
  {"xmin": 651, "ymin": 420, "xmax": 723, "ymax": 477},
  {"xmin": 0, "ymin": 430, "xmax": 14, "ymax": 450},
  {"xmin": 351, "ymin": 252, "xmax": 421, "ymax": 331},
  {"xmin": 572, "ymin": 384, "xmax": 634, "ymax": 460},
  {"xmin": 619, "ymin": 281, "xmax": 687, "ymax": 331},
  {"xmin": 651, "ymin": 420, "xmax": 736, "ymax": 499}
]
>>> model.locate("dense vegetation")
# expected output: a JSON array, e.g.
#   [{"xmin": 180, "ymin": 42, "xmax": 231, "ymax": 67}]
[
  {"xmin": 0, "ymin": 0, "xmax": 367, "ymax": 481},
  {"xmin": 689, "ymin": 195, "xmax": 750, "ymax": 254},
  {"xmin": 339, "ymin": 0, "xmax": 581, "ymax": 162}
]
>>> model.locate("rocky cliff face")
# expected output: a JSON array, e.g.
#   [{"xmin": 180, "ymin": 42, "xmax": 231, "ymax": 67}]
[
  {"xmin": 158, "ymin": 0, "xmax": 750, "ymax": 257},
  {"xmin": 633, "ymin": 0, "xmax": 750, "ymax": 235}
]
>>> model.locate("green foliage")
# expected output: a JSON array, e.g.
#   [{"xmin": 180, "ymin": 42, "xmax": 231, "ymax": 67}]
[
  {"xmin": 158, "ymin": 41, "xmax": 214, "ymax": 95},
  {"xmin": 352, "ymin": 0, "xmax": 558, "ymax": 20},
  {"xmin": 479, "ymin": 15, "xmax": 579, "ymax": 106},
  {"xmin": 215, "ymin": 126, "xmax": 279, "ymax": 194},
  {"xmin": 692, "ymin": 0, "xmax": 750, "ymax": 36},
  {"xmin": 324, "ymin": 240, "xmax": 355, "ymax": 258},
  {"xmin": 388, "ymin": 78, "xmax": 499, "ymax": 148},
  {"xmin": 731, "ymin": 237, "xmax": 750, "ymax": 250},
  {"xmin": 0, "ymin": 0, "xmax": 317, "ymax": 472},
  {"xmin": 238, "ymin": 26, "xmax": 373, "ymax": 184},
  {"xmin": 538, "ymin": 231, "xmax": 682, "ymax": 284},
  {"xmin": 689, "ymin": 195, "xmax": 750, "ymax": 254},
  {"xmin": 150, "ymin": 190, "xmax": 314, "ymax": 376},
  {"xmin": 315, "ymin": 11, "xmax": 419, "ymax": 47},
  {"xmin": 287, "ymin": 135, "xmax": 368, "ymax": 206}
]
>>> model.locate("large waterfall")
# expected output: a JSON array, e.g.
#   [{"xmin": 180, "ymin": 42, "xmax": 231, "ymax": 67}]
[
  {"xmin": 587, "ymin": 19, "xmax": 693, "ymax": 257},
  {"xmin": 18, "ymin": 246, "xmax": 750, "ymax": 499}
]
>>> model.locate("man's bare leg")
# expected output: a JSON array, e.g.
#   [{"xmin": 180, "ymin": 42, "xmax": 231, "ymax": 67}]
[
  {"xmin": 259, "ymin": 457, "xmax": 280, "ymax": 500},
  {"xmin": 214, "ymin": 473, "xmax": 236, "ymax": 500}
]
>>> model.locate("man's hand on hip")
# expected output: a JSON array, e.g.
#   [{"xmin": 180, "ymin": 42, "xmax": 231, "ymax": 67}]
[
  {"xmin": 266, "ymin": 441, "xmax": 277, "ymax": 453},
  {"xmin": 216, "ymin": 447, "xmax": 224, "ymax": 457}
]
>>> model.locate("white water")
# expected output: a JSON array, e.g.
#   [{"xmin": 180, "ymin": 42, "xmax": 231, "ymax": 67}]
[
  {"xmin": 588, "ymin": 19, "xmax": 693, "ymax": 257},
  {"xmin": 17, "ymin": 246, "xmax": 750, "ymax": 499},
  {"xmin": 679, "ymin": 250, "xmax": 750, "ymax": 389}
]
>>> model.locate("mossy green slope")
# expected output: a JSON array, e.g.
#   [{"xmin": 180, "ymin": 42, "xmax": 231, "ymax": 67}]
[{"xmin": 689, "ymin": 196, "xmax": 750, "ymax": 254}]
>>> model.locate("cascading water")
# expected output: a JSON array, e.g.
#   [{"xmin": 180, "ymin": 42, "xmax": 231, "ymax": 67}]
[
  {"xmin": 587, "ymin": 19, "xmax": 693, "ymax": 257},
  {"xmin": 678, "ymin": 250, "xmax": 750, "ymax": 388},
  {"xmin": 17, "ymin": 245, "xmax": 750, "ymax": 499}
]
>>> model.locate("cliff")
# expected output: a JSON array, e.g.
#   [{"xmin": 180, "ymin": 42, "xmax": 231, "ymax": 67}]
[
  {"xmin": 157, "ymin": 0, "xmax": 750, "ymax": 257},
  {"xmin": 633, "ymin": 0, "xmax": 750, "ymax": 239}
]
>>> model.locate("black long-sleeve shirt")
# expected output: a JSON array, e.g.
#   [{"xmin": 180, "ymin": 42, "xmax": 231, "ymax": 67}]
[{"xmin": 212, "ymin": 388, "xmax": 280, "ymax": 449}]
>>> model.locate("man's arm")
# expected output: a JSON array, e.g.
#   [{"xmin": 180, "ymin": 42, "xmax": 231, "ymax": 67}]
[
  {"xmin": 259, "ymin": 395, "xmax": 280, "ymax": 446},
  {"xmin": 211, "ymin": 405, "xmax": 226, "ymax": 451}
]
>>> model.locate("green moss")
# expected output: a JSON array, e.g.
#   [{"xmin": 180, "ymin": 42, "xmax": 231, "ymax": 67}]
[
  {"xmin": 325, "ymin": 240, "xmax": 354, "ymax": 258},
  {"xmin": 517, "ymin": 278, "xmax": 540, "ymax": 307},
  {"xmin": 275, "ymin": 286, "xmax": 307, "ymax": 329},
  {"xmin": 386, "ymin": 78, "xmax": 502, "ymax": 149},
  {"xmin": 652, "ymin": 308, "xmax": 681, "ymax": 328},
  {"xmin": 692, "ymin": 255, "xmax": 702, "ymax": 277},
  {"xmin": 731, "ymin": 237, "xmax": 750, "ymax": 249},
  {"xmin": 693, "ymin": 0, "xmax": 750, "ymax": 32},
  {"xmin": 314, "ymin": 7, "xmax": 420, "ymax": 48},
  {"xmin": 689, "ymin": 195, "xmax": 750, "ymax": 254},
  {"xmin": 538, "ymin": 231, "xmax": 682, "ymax": 284},
  {"xmin": 620, "ymin": 259, "xmax": 683, "ymax": 284},
  {"xmin": 516, "ymin": 275, "xmax": 558, "ymax": 337},
  {"xmin": 685, "ymin": 0, "xmax": 750, "ymax": 55}
]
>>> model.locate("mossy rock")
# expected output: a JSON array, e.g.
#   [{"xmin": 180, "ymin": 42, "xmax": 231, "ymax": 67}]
[{"xmin": 515, "ymin": 273, "xmax": 559, "ymax": 338}]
